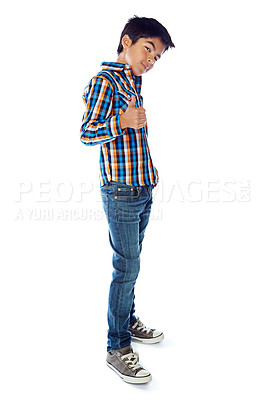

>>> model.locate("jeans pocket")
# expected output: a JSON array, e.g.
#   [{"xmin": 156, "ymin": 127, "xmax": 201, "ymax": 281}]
[{"xmin": 114, "ymin": 185, "xmax": 140, "ymax": 201}]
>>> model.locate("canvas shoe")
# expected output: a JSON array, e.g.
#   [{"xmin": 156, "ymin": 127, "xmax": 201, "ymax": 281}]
[
  {"xmin": 128, "ymin": 317, "xmax": 164, "ymax": 344},
  {"xmin": 106, "ymin": 345, "xmax": 152, "ymax": 384}
]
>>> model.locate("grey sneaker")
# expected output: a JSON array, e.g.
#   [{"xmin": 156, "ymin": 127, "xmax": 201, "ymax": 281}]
[
  {"xmin": 106, "ymin": 345, "xmax": 152, "ymax": 384},
  {"xmin": 128, "ymin": 317, "xmax": 164, "ymax": 344}
]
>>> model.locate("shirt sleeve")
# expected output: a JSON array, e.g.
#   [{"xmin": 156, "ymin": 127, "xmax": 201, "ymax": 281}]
[{"xmin": 80, "ymin": 76, "xmax": 124, "ymax": 146}]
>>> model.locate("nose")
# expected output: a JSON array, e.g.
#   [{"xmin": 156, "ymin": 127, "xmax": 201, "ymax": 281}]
[{"xmin": 147, "ymin": 57, "xmax": 155, "ymax": 67}]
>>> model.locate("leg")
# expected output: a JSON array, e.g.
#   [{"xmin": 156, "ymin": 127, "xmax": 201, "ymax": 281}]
[
  {"xmin": 101, "ymin": 182, "xmax": 152, "ymax": 352},
  {"xmin": 129, "ymin": 187, "xmax": 153, "ymax": 325}
]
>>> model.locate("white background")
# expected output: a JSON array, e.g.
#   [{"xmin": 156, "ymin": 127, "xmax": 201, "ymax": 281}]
[{"xmin": 1, "ymin": 0, "xmax": 266, "ymax": 399}]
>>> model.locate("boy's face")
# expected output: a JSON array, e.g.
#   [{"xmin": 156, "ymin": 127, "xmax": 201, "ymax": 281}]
[{"xmin": 117, "ymin": 35, "xmax": 166, "ymax": 76}]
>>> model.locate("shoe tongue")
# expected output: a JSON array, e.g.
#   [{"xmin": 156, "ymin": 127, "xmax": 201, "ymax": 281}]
[{"xmin": 119, "ymin": 345, "xmax": 133, "ymax": 355}]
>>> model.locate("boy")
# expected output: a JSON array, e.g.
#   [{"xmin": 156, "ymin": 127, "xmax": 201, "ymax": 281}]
[{"xmin": 80, "ymin": 16, "xmax": 174, "ymax": 384}]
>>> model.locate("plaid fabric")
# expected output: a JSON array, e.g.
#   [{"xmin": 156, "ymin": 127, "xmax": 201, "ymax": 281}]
[{"xmin": 80, "ymin": 62, "xmax": 159, "ymax": 187}]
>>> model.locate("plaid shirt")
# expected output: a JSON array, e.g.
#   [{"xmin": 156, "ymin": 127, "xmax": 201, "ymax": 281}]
[{"xmin": 80, "ymin": 62, "xmax": 159, "ymax": 187}]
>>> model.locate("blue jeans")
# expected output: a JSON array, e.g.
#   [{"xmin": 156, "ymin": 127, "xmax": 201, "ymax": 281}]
[{"xmin": 100, "ymin": 181, "xmax": 154, "ymax": 352}]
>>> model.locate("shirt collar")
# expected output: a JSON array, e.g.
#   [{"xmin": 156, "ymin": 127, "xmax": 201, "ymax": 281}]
[
  {"xmin": 101, "ymin": 62, "xmax": 142, "ymax": 90},
  {"xmin": 101, "ymin": 61, "xmax": 130, "ymax": 71}
]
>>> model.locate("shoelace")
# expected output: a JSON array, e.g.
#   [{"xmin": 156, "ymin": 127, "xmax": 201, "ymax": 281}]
[
  {"xmin": 131, "ymin": 318, "xmax": 152, "ymax": 334},
  {"xmin": 120, "ymin": 352, "xmax": 141, "ymax": 372}
]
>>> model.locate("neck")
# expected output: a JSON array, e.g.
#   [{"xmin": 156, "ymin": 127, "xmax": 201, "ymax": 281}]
[{"xmin": 116, "ymin": 52, "xmax": 127, "ymax": 64}]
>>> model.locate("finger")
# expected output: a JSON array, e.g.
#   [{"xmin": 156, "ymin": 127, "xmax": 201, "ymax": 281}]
[
  {"xmin": 140, "ymin": 118, "xmax": 147, "ymax": 125},
  {"xmin": 138, "ymin": 109, "xmax": 146, "ymax": 115},
  {"xmin": 137, "ymin": 118, "xmax": 146, "ymax": 126},
  {"xmin": 139, "ymin": 114, "xmax": 147, "ymax": 120},
  {"xmin": 129, "ymin": 96, "xmax": 135, "ymax": 107}
]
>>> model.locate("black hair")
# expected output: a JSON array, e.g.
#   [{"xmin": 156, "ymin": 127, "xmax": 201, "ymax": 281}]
[{"xmin": 117, "ymin": 15, "xmax": 175, "ymax": 55}]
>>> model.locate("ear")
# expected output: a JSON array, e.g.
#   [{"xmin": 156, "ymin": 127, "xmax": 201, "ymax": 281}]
[{"xmin": 121, "ymin": 34, "xmax": 132, "ymax": 51}]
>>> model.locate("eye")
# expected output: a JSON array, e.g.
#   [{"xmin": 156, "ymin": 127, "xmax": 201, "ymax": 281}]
[{"xmin": 145, "ymin": 46, "xmax": 151, "ymax": 52}]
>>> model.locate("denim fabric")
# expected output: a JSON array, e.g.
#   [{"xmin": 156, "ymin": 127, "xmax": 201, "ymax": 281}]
[{"xmin": 100, "ymin": 181, "xmax": 153, "ymax": 352}]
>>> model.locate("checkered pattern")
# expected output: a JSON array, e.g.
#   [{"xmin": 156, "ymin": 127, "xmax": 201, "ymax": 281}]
[{"xmin": 80, "ymin": 62, "xmax": 159, "ymax": 187}]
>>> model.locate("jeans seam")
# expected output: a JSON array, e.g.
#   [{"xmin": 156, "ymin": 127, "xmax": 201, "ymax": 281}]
[{"xmin": 116, "ymin": 219, "xmax": 130, "ymax": 348}]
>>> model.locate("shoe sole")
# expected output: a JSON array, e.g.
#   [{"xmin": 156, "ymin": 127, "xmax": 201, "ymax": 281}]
[
  {"xmin": 131, "ymin": 333, "xmax": 164, "ymax": 344},
  {"xmin": 106, "ymin": 361, "xmax": 152, "ymax": 384}
]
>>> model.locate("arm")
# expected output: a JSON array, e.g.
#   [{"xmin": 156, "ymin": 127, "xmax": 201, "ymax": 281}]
[{"xmin": 80, "ymin": 76, "xmax": 124, "ymax": 146}]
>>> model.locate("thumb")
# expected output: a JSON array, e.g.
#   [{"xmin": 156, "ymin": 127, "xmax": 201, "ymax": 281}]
[{"xmin": 128, "ymin": 96, "xmax": 135, "ymax": 107}]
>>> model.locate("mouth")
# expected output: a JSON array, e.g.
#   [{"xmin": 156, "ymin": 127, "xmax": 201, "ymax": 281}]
[{"xmin": 141, "ymin": 63, "xmax": 149, "ymax": 72}]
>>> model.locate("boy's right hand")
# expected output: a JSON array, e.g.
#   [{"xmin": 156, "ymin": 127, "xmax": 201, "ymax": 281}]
[{"xmin": 119, "ymin": 96, "xmax": 147, "ymax": 130}]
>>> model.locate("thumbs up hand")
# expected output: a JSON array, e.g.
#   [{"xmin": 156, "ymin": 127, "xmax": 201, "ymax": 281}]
[{"xmin": 119, "ymin": 96, "xmax": 147, "ymax": 130}]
